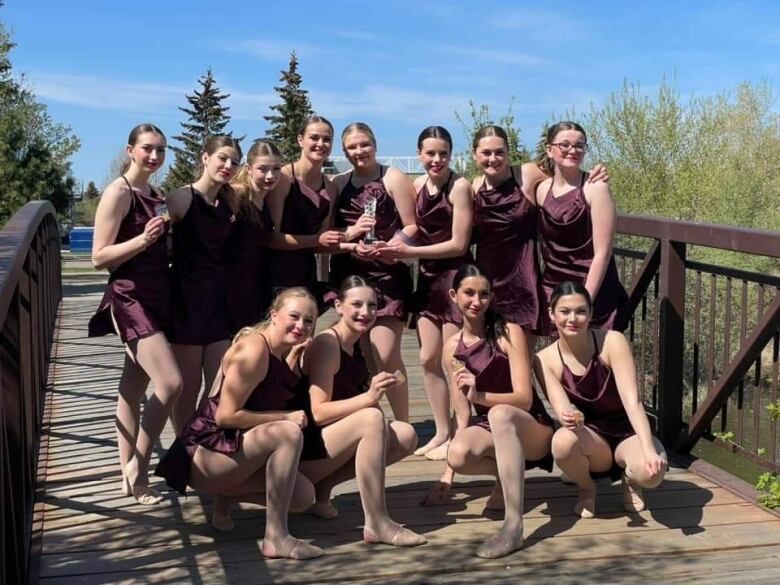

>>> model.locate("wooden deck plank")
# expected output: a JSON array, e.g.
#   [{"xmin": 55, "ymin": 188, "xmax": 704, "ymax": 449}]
[{"xmin": 33, "ymin": 274, "xmax": 780, "ymax": 584}]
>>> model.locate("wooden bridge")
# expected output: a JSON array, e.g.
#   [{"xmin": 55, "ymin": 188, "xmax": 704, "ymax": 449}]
[{"xmin": 2, "ymin": 202, "xmax": 780, "ymax": 584}]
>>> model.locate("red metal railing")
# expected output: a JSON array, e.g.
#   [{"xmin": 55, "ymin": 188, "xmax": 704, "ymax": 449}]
[{"xmin": 0, "ymin": 201, "xmax": 62, "ymax": 584}]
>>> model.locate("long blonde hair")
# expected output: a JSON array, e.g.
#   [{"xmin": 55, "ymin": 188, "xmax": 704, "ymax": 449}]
[
  {"xmin": 231, "ymin": 140, "xmax": 282, "ymax": 208},
  {"xmin": 232, "ymin": 287, "xmax": 317, "ymax": 344}
]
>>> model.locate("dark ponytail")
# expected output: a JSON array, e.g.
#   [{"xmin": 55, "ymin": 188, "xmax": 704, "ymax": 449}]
[
  {"xmin": 121, "ymin": 123, "xmax": 165, "ymax": 176},
  {"xmin": 452, "ymin": 264, "xmax": 508, "ymax": 346}
]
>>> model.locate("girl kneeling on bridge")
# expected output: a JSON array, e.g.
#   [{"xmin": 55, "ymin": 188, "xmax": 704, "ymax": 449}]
[
  {"xmin": 424, "ymin": 263, "xmax": 555, "ymax": 559},
  {"xmin": 156, "ymin": 287, "xmax": 323, "ymax": 560},
  {"xmin": 535, "ymin": 281, "xmax": 667, "ymax": 519}
]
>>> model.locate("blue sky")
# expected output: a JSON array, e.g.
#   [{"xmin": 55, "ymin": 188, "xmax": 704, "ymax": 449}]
[{"xmin": 3, "ymin": 0, "xmax": 779, "ymax": 188}]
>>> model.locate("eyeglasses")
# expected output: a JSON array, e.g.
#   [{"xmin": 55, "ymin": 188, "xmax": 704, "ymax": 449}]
[{"xmin": 550, "ymin": 142, "xmax": 589, "ymax": 153}]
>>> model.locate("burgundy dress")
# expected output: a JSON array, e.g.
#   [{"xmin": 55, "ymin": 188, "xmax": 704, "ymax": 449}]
[
  {"xmin": 330, "ymin": 167, "xmax": 413, "ymax": 319},
  {"xmin": 155, "ymin": 335, "xmax": 299, "ymax": 494},
  {"xmin": 291, "ymin": 329, "xmax": 371, "ymax": 461},
  {"xmin": 269, "ymin": 166, "xmax": 332, "ymax": 311},
  {"xmin": 413, "ymin": 177, "xmax": 472, "ymax": 325},
  {"xmin": 473, "ymin": 169, "xmax": 543, "ymax": 332},
  {"xmin": 557, "ymin": 331, "xmax": 635, "ymax": 480},
  {"xmin": 88, "ymin": 179, "xmax": 172, "ymax": 343},
  {"xmin": 170, "ymin": 186, "xmax": 236, "ymax": 345},
  {"xmin": 538, "ymin": 174, "xmax": 628, "ymax": 333},
  {"xmin": 452, "ymin": 334, "xmax": 554, "ymax": 471},
  {"xmin": 225, "ymin": 201, "xmax": 274, "ymax": 334}
]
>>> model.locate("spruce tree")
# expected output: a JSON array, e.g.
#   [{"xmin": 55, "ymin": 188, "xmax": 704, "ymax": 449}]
[
  {"xmin": 162, "ymin": 68, "xmax": 232, "ymax": 192},
  {"xmin": 83, "ymin": 180, "xmax": 100, "ymax": 199},
  {"xmin": 263, "ymin": 52, "xmax": 313, "ymax": 161}
]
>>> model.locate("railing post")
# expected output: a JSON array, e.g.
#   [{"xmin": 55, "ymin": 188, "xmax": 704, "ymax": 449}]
[{"xmin": 657, "ymin": 239, "xmax": 686, "ymax": 447}]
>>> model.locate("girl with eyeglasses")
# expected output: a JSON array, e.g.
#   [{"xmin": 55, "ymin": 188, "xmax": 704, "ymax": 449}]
[{"xmin": 535, "ymin": 122, "xmax": 628, "ymax": 333}]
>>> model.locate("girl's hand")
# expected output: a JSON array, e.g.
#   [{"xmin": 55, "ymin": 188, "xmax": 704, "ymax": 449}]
[
  {"xmin": 346, "ymin": 214, "xmax": 376, "ymax": 240},
  {"xmin": 366, "ymin": 372, "xmax": 398, "ymax": 405},
  {"xmin": 353, "ymin": 241, "xmax": 380, "ymax": 258},
  {"xmin": 286, "ymin": 338, "xmax": 312, "ymax": 369},
  {"xmin": 644, "ymin": 452, "xmax": 667, "ymax": 478},
  {"xmin": 285, "ymin": 410, "xmax": 308, "ymax": 428},
  {"xmin": 318, "ymin": 230, "xmax": 345, "ymax": 248},
  {"xmin": 376, "ymin": 242, "xmax": 409, "ymax": 260},
  {"xmin": 559, "ymin": 407, "xmax": 584, "ymax": 430},
  {"xmin": 455, "ymin": 369, "xmax": 476, "ymax": 396},
  {"xmin": 588, "ymin": 164, "xmax": 609, "ymax": 183},
  {"xmin": 141, "ymin": 216, "xmax": 165, "ymax": 246}
]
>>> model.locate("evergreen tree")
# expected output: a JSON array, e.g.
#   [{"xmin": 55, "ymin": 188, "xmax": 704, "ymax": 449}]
[
  {"xmin": 84, "ymin": 180, "xmax": 100, "ymax": 199},
  {"xmin": 263, "ymin": 52, "xmax": 313, "ymax": 161},
  {"xmin": 162, "ymin": 68, "xmax": 232, "ymax": 192}
]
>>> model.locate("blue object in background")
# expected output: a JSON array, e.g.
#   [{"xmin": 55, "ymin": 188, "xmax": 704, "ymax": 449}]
[{"xmin": 69, "ymin": 227, "xmax": 94, "ymax": 252}]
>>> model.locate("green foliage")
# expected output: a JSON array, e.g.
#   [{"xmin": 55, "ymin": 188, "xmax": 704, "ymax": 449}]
[
  {"xmin": 712, "ymin": 430, "xmax": 736, "ymax": 443},
  {"xmin": 161, "ymin": 69, "xmax": 233, "ymax": 192},
  {"xmin": 83, "ymin": 180, "xmax": 100, "ymax": 199},
  {"xmin": 263, "ymin": 52, "xmax": 313, "ymax": 162},
  {"xmin": 756, "ymin": 473, "xmax": 780, "ymax": 509},
  {"xmin": 0, "ymin": 18, "xmax": 79, "ymax": 224},
  {"xmin": 757, "ymin": 448, "xmax": 767, "ymax": 457},
  {"xmin": 766, "ymin": 400, "xmax": 780, "ymax": 421},
  {"xmin": 454, "ymin": 97, "xmax": 530, "ymax": 179}
]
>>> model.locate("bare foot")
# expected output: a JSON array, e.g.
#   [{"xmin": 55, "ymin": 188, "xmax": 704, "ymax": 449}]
[
  {"xmin": 423, "ymin": 441, "xmax": 450, "ymax": 461},
  {"xmin": 414, "ymin": 436, "xmax": 448, "ymax": 457},
  {"xmin": 212, "ymin": 494, "xmax": 234, "ymax": 532},
  {"xmin": 262, "ymin": 534, "xmax": 324, "ymax": 560},
  {"xmin": 123, "ymin": 458, "xmax": 163, "ymax": 505},
  {"xmin": 574, "ymin": 483, "xmax": 596, "ymax": 519},
  {"xmin": 485, "ymin": 483, "xmax": 504, "ymax": 511},
  {"xmin": 309, "ymin": 500, "xmax": 339, "ymax": 519},
  {"xmin": 364, "ymin": 522, "xmax": 426, "ymax": 547},
  {"xmin": 475, "ymin": 526, "xmax": 524, "ymax": 559},
  {"xmin": 622, "ymin": 474, "xmax": 645, "ymax": 512}
]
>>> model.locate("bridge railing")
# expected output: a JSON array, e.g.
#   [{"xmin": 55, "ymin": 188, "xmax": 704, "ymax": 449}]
[
  {"xmin": 0, "ymin": 201, "xmax": 62, "ymax": 584},
  {"xmin": 613, "ymin": 216, "xmax": 780, "ymax": 472}
]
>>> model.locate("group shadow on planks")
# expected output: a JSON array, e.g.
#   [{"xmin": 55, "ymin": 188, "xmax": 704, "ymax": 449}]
[{"xmin": 87, "ymin": 119, "xmax": 666, "ymax": 560}]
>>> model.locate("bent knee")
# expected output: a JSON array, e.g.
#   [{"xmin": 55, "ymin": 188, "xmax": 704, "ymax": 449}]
[
  {"xmin": 355, "ymin": 407, "xmax": 387, "ymax": 431},
  {"xmin": 267, "ymin": 420, "xmax": 304, "ymax": 445},
  {"xmin": 289, "ymin": 476, "xmax": 315, "ymax": 512},
  {"xmin": 419, "ymin": 349, "xmax": 442, "ymax": 373},
  {"xmin": 551, "ymin": 428, "xmax": 581, "ymax": 460},
  {"xmin": 487, "ymin": 404, "xmax": 521, "ymax": 428},
  {"xmin": 157, "ymin": 374, "xmax": 183, "ymax": 402},
  {"xmin": 446, "ymin": 439, "xmax": 470, "ymax": 471},
  {"xmin": 390, "ymin": 421, "xmax": 418, "ymax": 455}
]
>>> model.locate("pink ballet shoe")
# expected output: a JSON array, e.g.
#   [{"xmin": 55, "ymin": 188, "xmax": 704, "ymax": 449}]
[{"xmin": 261, "ymin": 534, "xmax": 324, "ymax": 560}]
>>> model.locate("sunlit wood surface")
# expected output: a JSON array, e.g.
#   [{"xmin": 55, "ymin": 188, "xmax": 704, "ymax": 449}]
[{"xmin": 33, "ymin": 273, "xmax": 780, "ymax": 584}]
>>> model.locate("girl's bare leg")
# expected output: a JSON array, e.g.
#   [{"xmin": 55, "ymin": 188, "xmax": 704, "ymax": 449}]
[
  {"xmin": 369, "ymin": 317, "xmax": 409, "ymax": 422},
  {"xmin": 615, "ymin": 435, "xmax": 666, "ymax": 512},
  {"xmin": 171, "ymin": 344, "xmax": 204, "ymax": 435},
  {"xmin": 190, "ymin": 420, "xmax": 322, "ymax": 560},
  {"xmin": 414, "ymin": 318, "xmax": 456, "ymax": 458},
  {"xmin": 115, "ymin": 353, "xmax": 150, "ymax": 491},
  {"xmin": 551, "ymin": 426, "xmax": 613, "ymax": 518}
]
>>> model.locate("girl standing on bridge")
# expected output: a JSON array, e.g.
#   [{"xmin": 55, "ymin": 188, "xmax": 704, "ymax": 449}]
[
  {"xmin": 378, "ymin": 126, "xmax": 473, "ymax": 460},
  {"xmin": 155, "ymin": 287, "xmax": 323, "ymax": 560},
  {"xmin": 266, "ymin": 115, "xmax": 370, "ymax": 311},
  {"xmin": 165, "ymin": 136, "xmax": 242, "ymax": 435},
  {"xmin": 423, "ymin": 264, "xmax": 554, "ymax": 558},
  {"xmin": 89, "ymin": 123, "xmax": 182, "ymax": 505},
  {"xmin": 329, "ymin": 122, "xmax": 419, "ymax": 422},
  {"xmin": 535, "ymin": 281, "xmax": 666, "ymax": 518},
  {"xmin": 535, "ymin": 121, "xmax": 627, "ymax": 332}
]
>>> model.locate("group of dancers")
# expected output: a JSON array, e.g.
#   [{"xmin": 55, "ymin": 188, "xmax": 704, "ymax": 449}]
[{"xmin": 88, "ymin": 117, "xmax": 667, "ymax": 560}]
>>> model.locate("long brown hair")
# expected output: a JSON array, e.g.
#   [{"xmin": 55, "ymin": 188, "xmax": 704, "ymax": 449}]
[
  {"xmin": 120, "ymin": 123, "xmax": 165, "ymax": 175},
  {"xmin": 534, "ymin": 121, "xmax": 587, "ymax": 176},
  {"xmin": 231, "ymin": 140, "xmax": 282, "ymax": 210},
  {"xmin": 199, "ymin": 135, "xmax": 243, "ymax": 215}
]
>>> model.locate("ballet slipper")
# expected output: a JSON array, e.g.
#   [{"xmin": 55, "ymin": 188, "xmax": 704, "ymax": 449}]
[
  {"xmin": 622, "ymin": 473, "xmax": 646, "ymax": 512},
  {"xmin": 475, "ymin": 527, "xmax": 524, "ymax": 559},
  {"xmin": 423, "ymin": 441, "xmax": 450, "ymax": 461},
  {"xmin": 574, "ymin": 484, "xmax": 596, "ymax": 519},
  {"xmin": 122, "ymin": 458, "xmax": 164, "ymax": 505},
  {"xmin": 309, "ymin": 500, "xmax": 339, "ymax": 519},
  {"xmin": 261, "ymin": 534, "xmax": 324, "ymax": 560},
  {"xmin": 413, "ymin": 437, "xmax": 448, "ymax": 457},
  {"xmin": 363, "ymin": 522, "xmax": 427, "ymax": 547},
  {"xmin": 484, "ymin": 483, "xmax": 505, "ymax": 511}
]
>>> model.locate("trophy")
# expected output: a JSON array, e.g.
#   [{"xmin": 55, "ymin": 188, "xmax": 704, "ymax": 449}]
[{"xmin": 363, "ymin": 196, "xmax": 377, "ymax": 245}]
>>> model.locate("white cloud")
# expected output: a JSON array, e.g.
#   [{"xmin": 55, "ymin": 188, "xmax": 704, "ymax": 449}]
[
  {"xmin": 217, "ymin": 39, "xmax": 315, "ymax": 61},
  {"xmin": 438, "ymin": 46, "xmax": 547, "ymax": 68}
]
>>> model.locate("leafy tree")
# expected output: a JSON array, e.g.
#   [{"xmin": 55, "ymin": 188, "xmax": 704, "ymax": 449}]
[
  {"xmin": 454, "ymin": 97, "xmax": 530, "ymax": 179},
  {"xmin": 161, "ymin": 68, "xmax": 233, "ymax": 192},
  {"xmin": 263, "ymin": 52, "xmax": 313, "ymax": 161},
  {"xmin": 83, "ymin": 180, "xmax": 100, "ymax": 199}
]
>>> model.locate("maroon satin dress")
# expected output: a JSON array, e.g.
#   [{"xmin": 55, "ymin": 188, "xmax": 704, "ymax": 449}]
[
  {"xmin": 538, "ymin": 174, "xmax": 628, "ymax": 333},
  {"xmin": 155, "ymin": 335, "xmax": 299, "ymax": 494},
  {"xmin": 269, "ymin": 166, "xmax": 332, "ymax": 311},
  {"xmin": 452, "ymin": 333, "xmax": 553, "ymax": 470},
  {"xmin": 557, "ymin": 331, "xmax": 635, "ymax": 479},
  {"xmin": 88, "ymin": 179, "xmax": 172, "ymax": 343},
  {"xmin": 291, "ymin": 329, "xmax": 371, "ymax": 460},
  {"xmin": 413, "ymin": 177, "xmax": 472, "ymax": 325},
  {"xmin": 225, "ymin": 201, "xmax": 275, "ymax": 335},
  {"xmin": 170, "ymin": 186, "xmax": 236, "ymax": 345},
  {"xmin": 330, "ymin": 166, "xmax": 413, "ymax": 319},
  {"xmin": 473, "ymin": 169, "xmax": 543, "ymax": 332}
]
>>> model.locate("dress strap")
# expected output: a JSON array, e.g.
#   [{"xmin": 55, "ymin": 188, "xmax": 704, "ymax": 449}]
[
  {"xmin": 120, "ymin": 175, "xmax": 137, "ymax": 211},
  {"xmin": 328, "ymin": 327, "xmax": 342, "ymax": 345},
  {"xmin": 291, "ymin": 163, "xmax": 299, "ymax": 185},
  {"xmin": 590, "ymin": 330, "xmax": 600, "ymax": 358},
  {"xmin": 580, "ymin": 171, "xmax": 587, "ymax": 188},
  {"xmin": 378, "ymin": 165, "xmax": 386, "ymax": 179},
  {"xmin": 556, "ymin": 340, "xmax": 566, "ymax": 366}
]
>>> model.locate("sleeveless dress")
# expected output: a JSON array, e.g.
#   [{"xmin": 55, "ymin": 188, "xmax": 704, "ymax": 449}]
[
  {"xmin": 330, "ymin": 167, "xmax": 413, "ymax": 319},
  {"xmin": 291, "ymin": 329, "xmax": 371, "ymax": 461},
  {"xmin": 413, "ymin": 176, "xmax": 472, "ymax": 325},
  {"xmin": 225, "ymin": 201, "xmax": 274, "ymax": 335},
  {"xmin": 557, "ymin": 331, "xmax": 635, "ymax": 479},
  {"xmin": 269, "ymin": 166, "xmax": 332, "ymax": 312},
  {"xmin": 88, "ymin": 178, "xmax": 172, "ymax": 343},
  {"xmin": 538, "ymin": 174, "xmax": 628, "ymax": 333},
  {"xmin": 452, "ymin": 334, "xmax": 554, "ymax": 471},
  {"xmin": 473, "ymin": 169, "xmax": 543, "ymax": 332},
  {"xmin": 155, "ymin": 335, "xmax": 299, "ymax": 494},
  {"xmin": 170, "ymin": 186, "xmax": 236, "ymax": 345}
]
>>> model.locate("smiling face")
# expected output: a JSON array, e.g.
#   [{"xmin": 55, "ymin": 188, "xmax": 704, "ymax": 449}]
[
  {"xmin": 335, "ymin": 285, "xmax": 378, "ymax": 333},
  {"xmin": 127, "ymin": 131, "xmax": 166, "ymax": 174},
  {"xmin": 450, "ymin": 275, "xmax": 492, "ymax": 320},
  {"xmin": 298, "ymin": 122, "xmax": 334, "ymax": 163},
  {"xmin": 342, "ymin": 131, "xmax": 377, "ymax": 169},
  {"xmin": 418, "ymin": 137, "xmax": 451, "ymax": 179},
  {"xmin": 473, "ymin": 135, "xmax": 508, "ymax": 179},
  {"xmin": 248, "ymin": 155, "xmax": 283, "ymax": 192},
  {"xmin": 546, "ymin": 129, "xmax": 588, "ymax": 170},
  {"xmin": 271, "ymin": 296, "xmax": 317, "ymax": 346},
  {"xmin": 549, "ymin": 293, "xmax": 592, "ymax": 337},
  {"xmin": 203, "ymin": 146, "xmax": 241, "ymax": 184}
]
